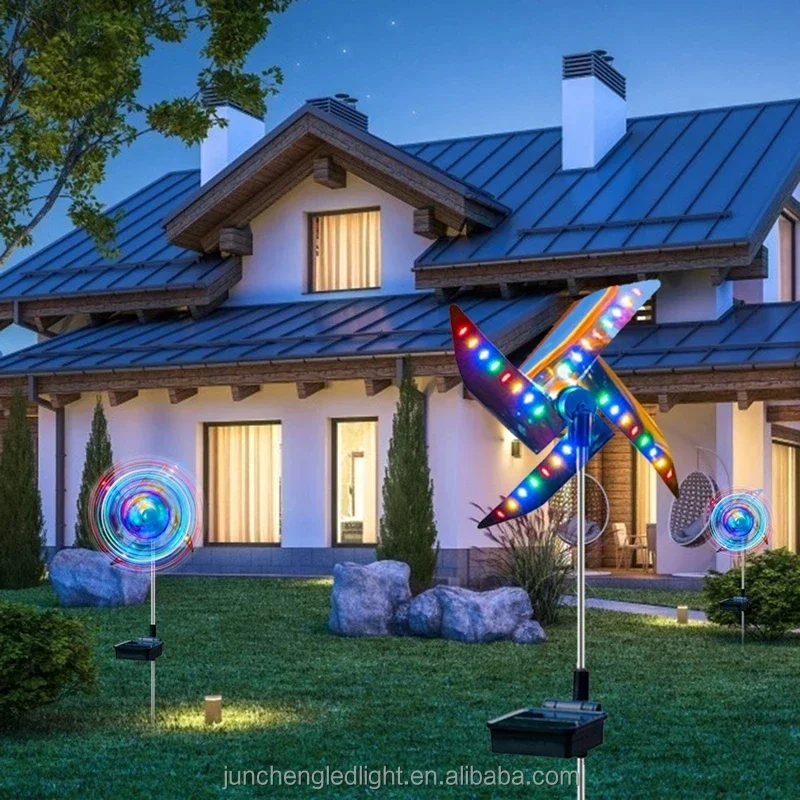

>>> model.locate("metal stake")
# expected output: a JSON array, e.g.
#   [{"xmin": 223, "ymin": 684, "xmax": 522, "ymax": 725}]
[
  {"xmin": 740, "ymin": 554, "xmax": 746, "ymax": 647},
  {"xmin": 150, "ymin": 556, "xmax": 156, "ymax": 725},
  {"xmin": 576, "ymin": 435, "xmax": 587, "ymax": 800}
]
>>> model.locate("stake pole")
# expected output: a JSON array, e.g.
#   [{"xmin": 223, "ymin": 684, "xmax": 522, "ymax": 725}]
[
  {"xmin": 575, "ymin": 414, "xmax": 589, "ymax": 800},
  {"xmin": 741, "ymin": 554, "xmax": 745, "ymax": 648},
  {"xmin": 150, "ymin": 556, "xmax": 156, "ymax": 725}
]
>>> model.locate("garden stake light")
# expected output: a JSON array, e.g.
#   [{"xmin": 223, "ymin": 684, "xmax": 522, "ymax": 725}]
[
  {"xmin": 90, "ymin": 458, "xmax": 199, "ymax": 724},
  {"xmin": 451, "ymin": 279, "xmax": 679, "ymax": 800}
]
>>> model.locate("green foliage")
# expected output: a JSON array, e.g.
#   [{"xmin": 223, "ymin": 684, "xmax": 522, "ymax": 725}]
[
  {"xmin": 474, "ymin": 504, "xmax": 572, "ymax": 626},
  {"xmin": 0, "ymin": 0, "xmax": 295, "ymax": 265},
  {"xmin": 703, "ymin": 548, "xmax": 800, "ymax": 640},
  {"xmin": 0, "ymin": 601, "xmax": 96, "ymax": 724},
  {"xmin": 377, "ymin": 361, "xmax": 438, "ymax": 592},
  {"xmin": 0, "ymin": 388, "xmax": 44, "ymax": 589},
  {"xmin": 74, "ymin": 397, "xmax": 113, "ymax": 549}
]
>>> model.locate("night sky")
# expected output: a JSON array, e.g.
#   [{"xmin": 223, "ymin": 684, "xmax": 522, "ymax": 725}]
[{"xmin": 13, "ymin": 0, "xmax": 800, "ymax": 259}]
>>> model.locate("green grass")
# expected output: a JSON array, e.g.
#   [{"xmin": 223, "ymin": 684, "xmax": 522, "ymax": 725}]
[
  {"xmin": 585, "ymin": 586, "xmax": 706, "ymax": 610},
  {"xmin": 1, "ymin": 578, "xmax": 798, "ymax": 799}
]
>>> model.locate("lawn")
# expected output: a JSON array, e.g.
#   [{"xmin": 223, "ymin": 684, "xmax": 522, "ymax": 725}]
[
  {"xmin": 584, "ymin": 586, "xmax": 706, "ymax": 610},
  {"xmin": 1, "ymin": 578, "xmax": 798, "ymax": 799}
]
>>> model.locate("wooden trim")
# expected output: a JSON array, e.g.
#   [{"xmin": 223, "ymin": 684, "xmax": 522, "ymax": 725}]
[
  {"xmin": 50, "ymin": 393, "xmax": 81, "ymax": 409},
  {"xmin": 767, "ymin": 405, "xmax": 800, "ymax": 423},
  {"xmin": 657, "ymin": 394, "xmax": 673, "ymax": 413},
  {"xmin": 414, "ymin": 244, "xmax": 757, "ymax": 289},
  {"xmin": 313, "ymin": 156, "xmax": 346, "ymax": 189},
  {"xmin": 297, "ymin": 381, "xmax": 326, "ymax": 399},
  {"xmin": 108, "ymin": 390, "xmax": 138, "ymax": 407},
  {"xmin": 413, "ymin": 207, "xmax": 446, "ymax": 240},
  {"xmin": 219, "ymin": 226, "xmax": 253, "ymax": 256},
  {"xmin": 737, "ymin": 391, "xmax": 752, "ymax": 411},
  {"xmin": 231, "ymin": 384, "xmax": 260, "ymax": 402},
  {"xmin": 364, "ymin": 378, "xmax": 392, "ymax": 396},
  {"xmin": 436, "ymin": 375, "xmax": 461, "ymax": 393},
  {"xmin": 168, "ymin": 387, "xmax": 198, "ymax": 404},
  {"xmin": 772, "ymin": 424, "xmax": 800, "ymax": 446},
  {"xmin": 0, "ymin": 259, "xmax": 242, "ymax": 322}
]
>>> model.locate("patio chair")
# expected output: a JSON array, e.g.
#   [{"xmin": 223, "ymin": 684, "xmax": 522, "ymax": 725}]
[
  {"xmin": 612, "ymin": 522, "xmax": 648, "ymax": 570},
  {"xmin": 645, "ymin": 523, "xmax": 657, "ymax": 573}
]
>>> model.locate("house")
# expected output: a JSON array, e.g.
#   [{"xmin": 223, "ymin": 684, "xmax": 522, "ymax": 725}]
[{"xmin": 0, "ymin": 51, "xmax": 798, "ymax": 582}]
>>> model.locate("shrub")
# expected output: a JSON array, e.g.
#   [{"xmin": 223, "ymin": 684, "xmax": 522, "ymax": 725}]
[
  {"xmin": 0, "ymin": 602, "xmax": 97, "ymax": 724},
  {"xmin": 0, "ymin": 388, "xmax": 44, "ymax": 589},
  {"xmin": 74, "ymin": 397, "xmax": 114, "ymax": 549},
  {"xmin": 377, "ymin": 360, "xmax": 438, "ymax": 592},
  {"xmin": 474, "ymin": 503, "xmax": 572, "ymax": 626},
  {"xmin": 703, "ymin": 548, "xmax": 800, "ymax": 640}
]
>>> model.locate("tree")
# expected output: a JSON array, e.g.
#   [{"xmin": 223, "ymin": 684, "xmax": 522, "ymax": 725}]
[
  {"xmin": 0, "ymin": 0, "xmax": 294, "ymax": 267},
  {"xmin": 0, "ymin": 388, "xmax": 43, "ymax": 589},
  {"xmin": 73, "ymin": 396, "xmax": 113, "ymax": 549},
  {"xmin": 377, "ymin": 361, "xmax": 439, "ymax": 591}
]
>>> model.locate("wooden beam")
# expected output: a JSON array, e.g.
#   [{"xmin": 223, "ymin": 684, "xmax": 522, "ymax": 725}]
[
  {"xmin": 766, "ymin": 405, "xmax": 800, "ymax": 423},
  {"xmin": 89, "ymin": 313, "xmax": 112, "ymax": 327},
  {"xmin": 297, "ymin": 381, "xmax": 326, "ymax": 399},
  {"xmin": 728, "ymin": 246, "xmax": 768, "ymax": 281},
  {"xmin": 33, "ymin": 315, "xmax": 63, "ymax": 334},
  {"xmin": 313, "ymin": 156, "xmax": 346, "ymax": 189},
  {"xmin": 710, "ymin": 267, "xmax": 731, "ymax": 287},
  {"xmin": 772, "ymin": 423, "xmax": 800, "ymax": 446},
  {"xmin": 364, "ymin": 378, "xmax": 392, "ymax": 397},
  {"xmin": 50, "ymin": 393, "xmax": 81, "ymax": 409},
  {"xmin": 657, "ymin": 393, "xmax": 672, "ymax": 413},
  {"xmin": 566, "ymin": 277, "xmax": 583, "ymax": 297},
  {"xmin": 231, "ymin": 384, "xmax": 260, "ymax": 402},
  {"xmin": 436, "ymin": 375, "xmax": 461, "ymax": 393},
  {"xmin": 189, "ymin": 291, "xmax": 228, "ymax": 320},
  {"xmin": 219, "ymin": 225, "xmax": 253, "ymax": 256},
  {"xmin": 168, "ymin": 387, "xmax": 197, "ymax": 404},
  {"xmin": 413, "ymin": 207, "xmax": 446, "ymax": 240},
  {"xmin": 108, "ymin": 390, "xmax": 138, "ymax": 407},
  {"xmin": 136, "ymin": 309, "xmax": 162, "ymax": 324},
  {"xmin": 499, "ymin": 282, "xmax": 520, "ymax": 299},
  {"xmin": 462, "ymin": 385, "xmax": 475, "ymax": 401},
  {"xmin": 736, "ymin": 391, "xmax": 752, "ymax": 411},
  {"xmin": 433, "ymin": 287, "xmax": 458, "ymax": 302}
]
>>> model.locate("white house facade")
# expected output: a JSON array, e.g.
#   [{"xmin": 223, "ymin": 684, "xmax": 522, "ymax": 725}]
[{"xmin": 0, "ymin": 52, "xmax": 799, "ymax": 582}]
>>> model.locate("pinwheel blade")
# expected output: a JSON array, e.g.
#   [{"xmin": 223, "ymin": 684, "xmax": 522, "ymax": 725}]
[
  {"xmin": 519, "ymin": 280, "xmax": 660, "ymax": 398},
  {"xmin": 478, "ymin": 416, "xmax": 615, "ymax": 528},
  {"xmin": 582, "ymin": 357, "xmax": 680, "ymax": 498},
  {"xmin": 450, "ymin": 306, "xmax": 564, "ymax": 454}
]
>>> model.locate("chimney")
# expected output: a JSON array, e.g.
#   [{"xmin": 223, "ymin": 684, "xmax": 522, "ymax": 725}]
[
  {"xmin": 200, "ymin": 87, "xmax": 265, "ymax": 185},
  {"xmin": 306, "ymin": 94, "xmax": 369, "ymax": 131},
  {"xmin": 561, "ymin": 50, "xmax": 627, "ymax": 170}
]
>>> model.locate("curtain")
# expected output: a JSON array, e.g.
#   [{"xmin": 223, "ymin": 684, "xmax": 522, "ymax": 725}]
[
  {"xmin": 772, "ymin": 441, "xmax": 798, "ymax": 552},
  {"xmin": 635, "ymin": 451, "xmax": 656, "ymax": 541},
  {"xmin": 335, "ymin": 420, "xmax": 378, "ymax": 544},
  {"xmin": 312, "ymin": 209, "xmax": 380, "ymax": 291},
  {"xmin": 207, "ymin": 424, "xmax": 282, "ymax": 543}
]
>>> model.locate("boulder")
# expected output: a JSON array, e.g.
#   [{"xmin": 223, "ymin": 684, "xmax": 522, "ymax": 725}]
[
  {"xmin": 435, "ymin": 585, "xmax": 532, "ymax": 644},
  {"xmin": 329, "ymin": 560, "xmax": 411, "ymax": 637},
  {"xmin": 512, "ymin": 620, "xmax": 547, "ymax": 645},
  {"xmin": 392, "ymin": 600, "xmax": 412, "ymax": 636},
  {"xmin": 49, "ymin": 548, "xmax": 150, "ymax": 607},
  {"xmin": 408, "ymin": 588, "xmax": 442, "ymax": 638}
]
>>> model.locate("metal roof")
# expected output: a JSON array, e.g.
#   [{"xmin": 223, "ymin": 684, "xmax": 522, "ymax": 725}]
[
  {"xmin": 0, "ymin": 292, "xmax": 555, "ymax": 375},
  {"xmin": 406, "ymin": 98, "xmax": 800, "ymax": 268},
  {"xmin": 0, "ymin": 170, "xmax": 233, "ymax": 301},
  {"xmin": 604, "ymin": 301, "xmax": 800, "ymax": 372}
]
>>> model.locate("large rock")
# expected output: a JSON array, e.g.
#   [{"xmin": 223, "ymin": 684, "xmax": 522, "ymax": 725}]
[
  {"xmin": 512, "ymin": 620, "xmax": 547, "ymax": 645},
  {"xmin": 408, "ymin": 588, "xmax": 442, "ymax": 638},
  {"xmin": 392, "ymin": 600, "xmax": 412, "ymax": 636},
  {"xmin": 49, "ymin": 548, "xmax": 150, "ymax": 607},
  {"xmin": 435, "ymin": 585, "xmax": 532, "ymax": 644},
  {"xmin": 329, "ymin": 560, "xmax": 411, "ymax": 637}
]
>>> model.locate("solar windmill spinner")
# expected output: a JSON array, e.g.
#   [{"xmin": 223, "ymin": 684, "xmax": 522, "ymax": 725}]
[{"xmin": 450, "ymin": 280, "xmax": 679, "ymax": 796}]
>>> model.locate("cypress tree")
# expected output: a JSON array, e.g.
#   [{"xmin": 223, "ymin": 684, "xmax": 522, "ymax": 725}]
[
  {"xmin": 74, "ymin": 397, "xmax": 113, "ymax": 549},
  {"xmin": 0, "ymin": 388, "xmax": 44, "ymax": 589},
  {"xmin": 377, "ymin": 360, "xmax": 439, "ymax": 591}
]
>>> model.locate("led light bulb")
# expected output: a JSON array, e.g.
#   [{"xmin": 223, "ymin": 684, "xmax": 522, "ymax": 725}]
[
  {"xmin": 457, "ymin": 325, "xmax": 468, "ymax": 336},
  {"xmin": 540, "ymin": 466, "xmax": 551, "ymax": 478},
  {"xmin": 533, "ymin": 405, "xmax": 547, "ymax": 418},
  {"xmin": 639, "ymin": 434, "xmax": 651, "ymax": 447},
  {"xmin": 478, "ymin": 349, "xmax": 490, "ymax": 360},
  {"xmin": 611, "ymin": 308, "xmax": 623, "ymax": 318},
  {"xmin": 562, "ymin": 444, "xmax": 573, "ymax": 455},
  {"xmin": 556, "ymin": 362, "xmax": 572, "ymax": 379},
  {"xmin": 619, "ymin": 413, "xmax": 632, "ymax": 427},
  {"xmin": 601, "ymin": 318, "xmax": 614, "ymax": 329},
  {"xmin": 550, "ymin": 454, "xmax": 563, "ymax": 468},
  {"xmin": 570, "ymin": 350, "xmax": 583, "ymax": 363},
  {"xmin": 630, "ymin": 425, "xmax": 640, "ymax": 436},
  {"xmin": 649, "ymin": 447, "xmax": 658, "ymax": 458},
  {"xmin": 511, "ymin": 381, "xmax": 523, "ymax": 394},
  {"xmin": 598, "ymin": 392, "xmax": 610, "ymax": 406},
  {"xmin": 517, "ymin": 487, "xmax": 528, "ymax": 498},
  {"xmin": 581, "ymin": 338, "xmax": 593, "ymax": 350},
  {"xmin": 466, "ymin": 336, "xmax": 479, "ymax": 349},
  {"xmin": 528, "ymin": 475, "xmax": 541, "ymax": 489},
  {"xmin": 621, "ymin": 295, "xmax": 633, "ymax": 308},
  {"xmin": 506, "ymin": 498, "xmax": 519, "ymax": 511},
  {"xmin": 489, "ymin": 360, "xmax": 502, "ymax": 373},
  {"xmin": 609, "ymin": 404, "xmax": 620, "ymax": 415},
  {"xmin": 523, "ymin": 392, "xmax": 534, "ymax": 404},
  {"xmin": 656, "ymin": 457, "xmax": 667, "ymax": 469},
  {"xmin": 500, "ymin": 372, "xmax": 511, "ymax": 384}
]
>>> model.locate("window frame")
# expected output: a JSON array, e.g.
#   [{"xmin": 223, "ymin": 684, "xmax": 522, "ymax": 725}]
[
  {"xmin": 306, "ymin": 206, "xmax": 382, "ymax": 295},
  {"xmin": 203, "ymin": 420, "xmax": 283, "ymax": 547},
  {"xmin": 771, "ymin": 436, "xmax": 800, "ymax": 552},
  {"xmin": 779, "ymin": 211, "xmax": 798, "ymax": 302},
  {"xmin": 331, "ymin": 416, "xmax": 379, "ymax": 547}
]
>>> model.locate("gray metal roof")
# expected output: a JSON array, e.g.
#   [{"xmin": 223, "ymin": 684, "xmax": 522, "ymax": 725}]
[
  {"xmin": 0, "ymin": 170, "xmax": 233, "ymax": 301},
  {"xmin": 406, "ymin": 99, "xmax": 800, "ymax": 268},
  {"xmin": 605, "ymin": 301, "xmax": 800, "ymax": 372},
  {"xmin": 0, "ymin": 292, "xmax": 555, "ymax": 375}
]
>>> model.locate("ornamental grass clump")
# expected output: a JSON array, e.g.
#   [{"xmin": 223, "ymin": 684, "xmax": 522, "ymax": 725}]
[{"xmin": 473, "ymin": 503, "xmax": 572, "ymax": 626}]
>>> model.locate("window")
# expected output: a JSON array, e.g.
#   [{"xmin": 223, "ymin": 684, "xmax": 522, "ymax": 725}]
[
  {"xmin": 772, "ymin": 439, "xmax": 799, "ymax": 552},
  {"xmin": 332, "ymin": 418, "xmax": 378, "ymax": 545},
  {"xmin": 309, "ymin": 208, "xmax": 380, "ymax": 292},
  {"xmin": 778, "ymin": 213, "xmax": 797, "ymax": 301},
  {"xmin": 205, "ymin": 423, "xmax": 282, "ymax": 544}
]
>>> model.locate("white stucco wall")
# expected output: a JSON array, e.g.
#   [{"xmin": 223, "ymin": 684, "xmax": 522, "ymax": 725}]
[
  {"xmin": 228, "ymin": 173, "xmax": 431, "ymax": 304},
  {"xmin": 656, "ymin": 270, "xmax": 733, "ymax": 323}
]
